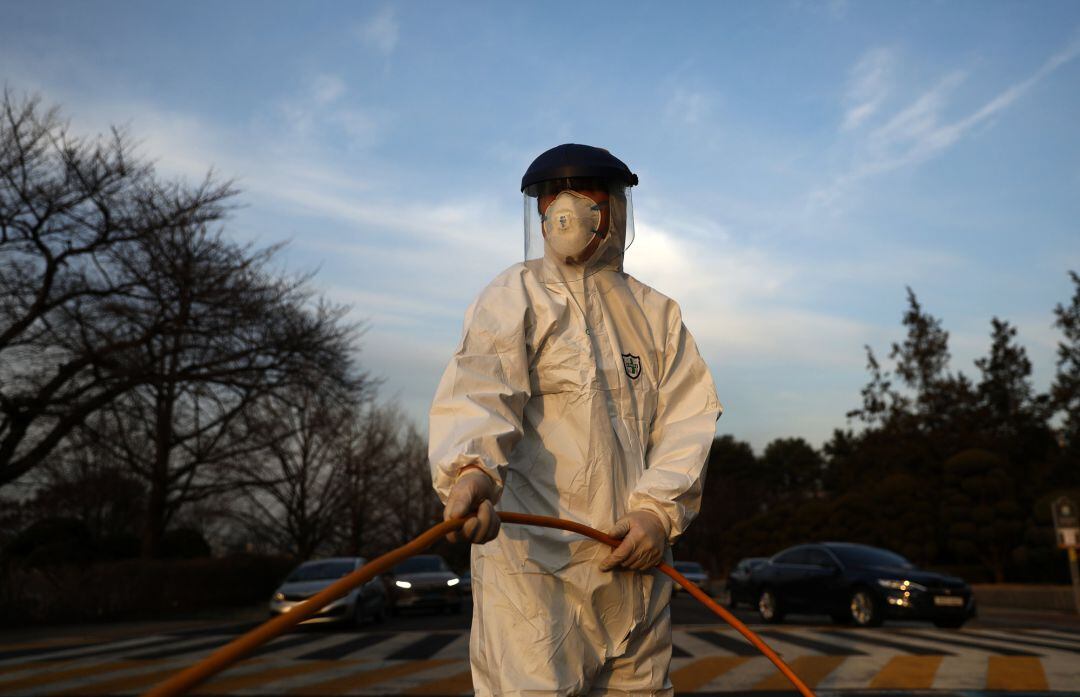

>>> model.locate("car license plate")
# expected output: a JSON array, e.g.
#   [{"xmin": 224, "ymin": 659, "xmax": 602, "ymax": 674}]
[{"xmin": 934, "ymin": 595, "xmax": 963, "ymax": 607}]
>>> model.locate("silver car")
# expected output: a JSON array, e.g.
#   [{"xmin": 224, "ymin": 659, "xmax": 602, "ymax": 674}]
[
  {"xmin": 269, "ymin": 557, "xmax": 388, "ymax": 626},
  {"xmin": 672, "ymin": 560, "xmax": 710, "ymax": 594}
]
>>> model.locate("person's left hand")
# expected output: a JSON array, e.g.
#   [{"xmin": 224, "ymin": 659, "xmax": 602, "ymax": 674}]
[{"xmin": 599, "ymin": 510, "xmax": 667, "ymax": 571}]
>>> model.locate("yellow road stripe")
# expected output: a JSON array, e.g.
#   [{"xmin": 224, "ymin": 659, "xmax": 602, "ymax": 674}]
[
  {"xmin": 290, "ymin": 659, "xmax": 455, "ymax": 695},
  {"xmin": 192, "ymin": 660, "xmax": 355, "ymax": 694},
  {"xmin": 0, "ymin": 660, "xmax": 143, "ymax": 692},
  {"xmin": 404, "ymin": 668, "xmax": 473, "ymax": 695},
  {"xmin": 671, "ymin": 657, "xmax": 748, "ymax": 692},
  {"xmin": 986, "ymin": 656, "xmax": 1048, "ymax": 691},
  {"xmin": 869, "ymin": 655, "xmax": 944, "ymax": 689},
  {"xmin": 753, "ymin": 656, "xmax": 846, "ymax": 690}
]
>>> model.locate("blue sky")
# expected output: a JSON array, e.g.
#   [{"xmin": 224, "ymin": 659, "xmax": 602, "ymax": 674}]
[{"xmin": 2, "ymin": 1, "xmax": 1078, "ymax": 451}]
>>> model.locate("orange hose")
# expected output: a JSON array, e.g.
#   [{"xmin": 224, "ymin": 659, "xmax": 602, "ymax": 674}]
[{"xmin": 144, "ymin": 514, "xmax": 815, "ymax": 697}]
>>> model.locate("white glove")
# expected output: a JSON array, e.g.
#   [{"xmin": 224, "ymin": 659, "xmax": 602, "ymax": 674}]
[
  {"xmin": 599, "ymin": 510, "xmax": 667, "ymax": 571},
  {"xmin": 444, "ymin": 467, "xmax": 501, "ymax": 544}
]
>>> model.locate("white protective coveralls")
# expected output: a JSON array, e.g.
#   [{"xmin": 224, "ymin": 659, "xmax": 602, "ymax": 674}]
[{"xmin": 429, "ymin": 187, "xmax": 722, "ymax": 696}]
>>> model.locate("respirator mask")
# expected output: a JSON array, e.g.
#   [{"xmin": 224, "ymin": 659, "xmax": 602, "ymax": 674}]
[{"xmin": 542, "ymin": 190, "xmax": 605, "ymax": 262}]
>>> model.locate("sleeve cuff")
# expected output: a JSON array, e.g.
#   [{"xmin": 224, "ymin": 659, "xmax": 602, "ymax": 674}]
[{"xmin": 628, "ymin": 497, "xmax": 676, "ymax": 542}]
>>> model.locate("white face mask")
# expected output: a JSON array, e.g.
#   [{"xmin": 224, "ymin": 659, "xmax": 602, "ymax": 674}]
[{"xmin": 542, "ymin": 190, "xmax": 602, "ymax": 261}]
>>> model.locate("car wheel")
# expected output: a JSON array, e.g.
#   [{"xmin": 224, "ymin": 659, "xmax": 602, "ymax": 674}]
[
  {"xmin": 849, "ymin": 588, "xmax": 883, "ymax": 627},
  {"xmin": 758, "ymin": 588, "xmax": 785, "ymax": 623},
  {"xmin": 830, "ymin": 610, "xmax": 853, "ymax": 625},
  {"xmin": 933, "ymin": 617, "xmax": 967, "ymax": 629}
]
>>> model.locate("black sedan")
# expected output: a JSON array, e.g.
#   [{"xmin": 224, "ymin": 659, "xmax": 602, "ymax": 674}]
[
  {"xmin": 750, "ymin": 542, "xmax": 975, "ymax": 628},
  {"xmin": 385, "ymin": 554, "xmax": 464, "ymax": 614},
  {"xmin": 725, "ymin": 556, "xmax": 768, "ymax": 608}
]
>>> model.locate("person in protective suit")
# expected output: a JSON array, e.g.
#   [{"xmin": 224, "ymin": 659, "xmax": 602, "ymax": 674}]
[{"xmin": 429, "ymin": 144, "xmax": 722, "ymax": 696}]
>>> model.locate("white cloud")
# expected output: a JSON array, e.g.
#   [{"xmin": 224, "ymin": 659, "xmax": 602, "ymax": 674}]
[
  {"xmin": 311, "ymin": 74, "xmax": 346, "ymax": 106},
  {"xmin": 354, "ymin": 6, "xmax": 399, "ymax": 56},
  {"xmin": 629, "ymin": 218, "xmax": 882, "ymax": 371},
  {"xmin": 842, "ymin": 47, "xmax": 894, "ymax": 131},
  {"xmin": 664, "ymin": 88, "xmax": 713, "ymax": 126},
  {"xmin": 276, "ymin": 75, "xmax": 382, "ymax": 149},
  {"xmin": 811, "ymin": 31, "xmax": 1080, "ymax": 211}
]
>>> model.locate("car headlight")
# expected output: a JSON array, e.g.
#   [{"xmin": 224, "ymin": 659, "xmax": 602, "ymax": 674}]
[
  {"xmin": 273, "ymin": 592, "xmax": 285, "ymax": 601},
  {"xmin": 447, "ymin": 578, "xmax": 460, "ymax": 587},
  {"xmin": 877, "ymin": 579, "xmax": 927, "ymax": 592},
  {"xmin": 395, "ymin": 580, "xmax": 412, "ymax": 589}
]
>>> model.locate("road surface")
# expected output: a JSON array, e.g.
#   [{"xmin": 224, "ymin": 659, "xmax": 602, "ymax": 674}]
[{"xmin": 0, "ymin": 597, "xmax": 1077, "ymax": 695}]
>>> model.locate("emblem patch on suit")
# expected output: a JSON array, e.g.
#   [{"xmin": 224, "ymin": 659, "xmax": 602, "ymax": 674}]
[{"xmin": 622, "ymin": 353, "xmax": 641, "ymax": 380}]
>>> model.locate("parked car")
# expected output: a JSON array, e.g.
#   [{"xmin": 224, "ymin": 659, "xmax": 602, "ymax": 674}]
[
  {"xmin": 750, "ymin": 542, "xmax": 975, "ymax": 628},
  {"xmin": 725, "ymin": 556, "xmax": 768, "ymax": 608},
  {"xmin": 671, "ymin": 560, "xmax": 710, "ymax": 594},
  {"xmin": 269, "ymin": 557, "xmax": 387, "ymax": 626},
  {"xmin": 386, "ymin": 554, "xmax": 463, "ymax": 614}
]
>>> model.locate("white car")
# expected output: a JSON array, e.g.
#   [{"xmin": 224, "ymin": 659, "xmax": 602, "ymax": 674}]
[{"xmin": 269, "ymin": 557, "xmax": 387, "ymax": 626}]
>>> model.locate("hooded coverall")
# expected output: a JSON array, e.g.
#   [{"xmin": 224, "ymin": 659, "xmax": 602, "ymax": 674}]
[{"xmin": 429, "ymin": 199, "xmax": 721, "ymax": 696}]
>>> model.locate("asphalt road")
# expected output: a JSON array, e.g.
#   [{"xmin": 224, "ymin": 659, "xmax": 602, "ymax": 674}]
[{"xmin": 0, "ymin": 596, "xmax": 1078, "ymax": 695}]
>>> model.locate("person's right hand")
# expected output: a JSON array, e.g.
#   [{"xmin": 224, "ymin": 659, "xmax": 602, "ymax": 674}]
[{"xmin": 444, "ymin": 467, "xmax": 500, "ymax": 544}]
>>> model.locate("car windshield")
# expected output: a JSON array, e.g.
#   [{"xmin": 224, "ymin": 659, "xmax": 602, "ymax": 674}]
[
  {"xmin": 674, "ymin": 562, "xmax": 704, "ymax": 573},
  {"xmin": 829, "ymin": 545, "xmax": 912, "ymax": 569},
  {"xmin": 393, "ymin": 556, "xmax": 448, "ymax": 574},
  {"xmin": 287, "ymin": 560, "xmax": 355, "ymax": 582}
]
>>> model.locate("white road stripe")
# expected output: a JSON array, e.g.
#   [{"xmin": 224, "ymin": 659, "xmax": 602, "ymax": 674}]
[
  {"xmin": 816, "ymin": 654, "xmax": 892, "ymax": 689},
  {"xmin": 0, "ymin": 634, "xmax": 170, "ymax": 668},
  {"xmin": 1043, "ymin": 652, "xmax": 1080, "ymax": 692},
  {"xmin": 699, "ymin": 655, "xmax": 777, "ymax": 691},
  {"xmin": 931, "ymin": 654, "xmax": 988, "ymax": 690},
  {"xmin": 429, "ymin": 632, "xmax": 470, "ymax": 660},
  {"xmin": 968, "ymin": 628, "xmax": 1080, "ymax": 654},
  {"xmin": 1021, "ymin": 627, "xmax": 1080, "ymax": 645}
]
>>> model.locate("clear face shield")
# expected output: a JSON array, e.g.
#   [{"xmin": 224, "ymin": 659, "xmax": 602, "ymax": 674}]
[{"xmin": 523, "ymin": 177, "xmax": 635, "ymax": 283}]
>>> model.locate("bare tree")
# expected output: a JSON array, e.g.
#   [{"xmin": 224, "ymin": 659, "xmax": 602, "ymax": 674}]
[
  {"xmin": 335, "ymin": 402, "xmax": 403, "ymax": 556},
  {"xmin": 230, "ymin": 382, "xmax": 358, "ymax": 559},
  {"xmin": 0, "ymin": 91, "xmax": 234, "ymax": 487},
  {"xmin": 81, "ymin": 221, "xmax": 365, "ymax": 556},
  {"xmin": 371, "ymin": 424, "xmax": 443, "ymax": 553}
]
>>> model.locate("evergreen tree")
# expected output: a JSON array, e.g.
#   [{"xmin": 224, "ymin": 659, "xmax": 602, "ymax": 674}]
[{"xmin": 1052, "ymin": 271, "xmax": 1080, "ymax": 452}]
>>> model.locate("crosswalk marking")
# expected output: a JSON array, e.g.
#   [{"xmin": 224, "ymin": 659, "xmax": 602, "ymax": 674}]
[
  {"xmin": 756, "ymin": 630, "xmax": 865, "ymax": 656},
  {"xmin": 191, "ymin": 658, "xmax": 342, "ymax": 694},
  {"xmin": 0, "ymin": 625, "xmax": 1077, "ymax": 694},
  {"xmin": 670, "ymin": 656, "xmax": 748, "ymax": 692},
  {"xmin": 823, "ymin": 628, "xmax": 952, "ymax": 655},
  {"xmin": 290, "ymin": 659, "xmax": 455, "ymax": 695},
  {"xmin": 0, "ymin": 635, "xmax": 163, "ymax": 668},
  {"xmin": 868, "ymin": 655, "xmax": 944, "ymax": 689},
  {"xmin": 897, "ymin": 629, "xmax": 1038, "ymax": 656},
  {"xmin": 50, "ymin": 661, "xmax": 186, "ymax": 696},
  {"xmin": 816, "ymin": 655, "xmax": 894, "ymax": 689},
  {"xmin": 0, "ymin": 659, "xmax": 143, "ymax": 692},
  {"xmin": 986, "ymin": 655, "xmax": 1049, "ymax": 691},
  {"xmin": 298, "ymin": 633, "xmax": 394, "ymax": 660},
  {"xmin": 404, "ymin": 668, "xmax": 473, "ymax": 695},
  {"xmin": 700, "ymin": 656, "xmax": 779, "ymax": 691},
  {"xmin": 751, "ymin": 655, "xmax": 845, "ymax": 690},
  {"xmin": 971, "ymin": 628, "xmax": 1080, "ymax": 654},
  {"xmin": 933, "ymin": 654, "xmax": 988, "ymax": 690}
]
